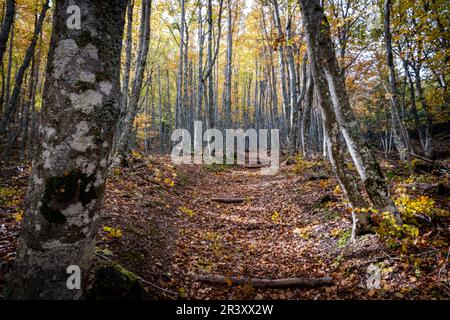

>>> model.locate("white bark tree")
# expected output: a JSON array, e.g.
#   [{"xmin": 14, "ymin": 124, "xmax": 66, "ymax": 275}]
[{"xmin": 11, "ymin": 0, "xmax": 128, "ymax": 299}]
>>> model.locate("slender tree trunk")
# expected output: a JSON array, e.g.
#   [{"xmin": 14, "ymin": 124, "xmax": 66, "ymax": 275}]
[
  {"xmin": 176, "ymin": 0, "xmax": 185, "ymax": 129},
  {"xmin": 11, "ymin": 0, "xmax": 127, "ymax": 299},
  {"xmin": 271, "ymin": 0, "xmax": 290, "ymax": 139},
  {"xmin": 0, "ymin": 0, "xmax": 49, "ymax": 133},
  {"xmin": 206, "ymin": 0, "xmax": 214, "ymax": 128},
  {"xmin": 183, "ymin": 24, "xmax": 190, "ymax": 131},
  {"xmin": 383, "ymin": 0, "xmax": 411, "ymax": 164},
  {"xmin": 4, "ymin": 17, "xmax": 14, "ymax": 108},
  {"xmin": 204, "ymin": 0, "xmax": 224, "ymax": 129},
  {"xmin": 121, "ymin": 0, "xmax": 134, "ymax": 118},
  {"xmin": 0, "ymin": 0, "xmax": 15, "ymax": 64},
  {"xmin": 223, "ymin": 0, "xmax": 233, "ymax": 129},
  {"xmin": 402, "ymin": 58, "xmax": 425, "ymax": 149},
  {"xmin": 116, "ymin": 0, "xmax": 152, "ymax": 160},
  {"xmin": 412, "ymin": 64, "xmax": 433, "ymax": 158},
  {"xmin": 291, "ymin": 54, "xmax": 307, "ymax": 152},
  {"xmin": 197, "ymin": 1, "xmax": 205, "ymax": 122},
  {"xmin": 158, "ymin": 66, "xmax": 163, "ymax": 154},
  {"xmin": 301, "ymin": 66, "xmax": 314, "ymax": 158},
  {"xmin": 285, "ymin": 17, "xmax": 298, "ymax": 139}
]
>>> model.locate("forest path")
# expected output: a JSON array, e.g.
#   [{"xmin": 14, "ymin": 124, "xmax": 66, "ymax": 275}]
[{"xmin": 169, "ymin": 162, "xmax": 362, "ymax": 299}]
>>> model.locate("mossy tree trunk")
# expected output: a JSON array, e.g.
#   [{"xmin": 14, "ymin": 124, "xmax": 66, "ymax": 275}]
[{"xmin": 12, "ymin": 0, "xmax": 127, "ymax": 299}]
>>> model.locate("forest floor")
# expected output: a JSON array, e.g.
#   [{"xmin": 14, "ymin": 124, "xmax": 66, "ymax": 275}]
[{"xmin": 0, "ymin": 151, "xmax": 449, "ymax": 299}]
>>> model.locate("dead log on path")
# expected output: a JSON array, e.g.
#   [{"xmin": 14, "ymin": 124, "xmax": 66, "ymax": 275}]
[
  {"xmin": 210, "ymin": 197, "xmax": 247, "ymax": 203},
  {"xmin": 196, "ymin": 274, "xmax": 333, "ymax": 288},
  {"xmin": 243, "ymin": 163, "xmax": 270, "ymax": 169}
]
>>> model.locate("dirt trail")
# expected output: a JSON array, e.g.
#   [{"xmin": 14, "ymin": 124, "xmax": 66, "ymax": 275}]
[
  {"xmin": 1, "ymin": 156, "xmax": 448, "ymax": 299},
  {"xmin": 169, "ymin": 163, "xmax": 365, "ymax": 299}
]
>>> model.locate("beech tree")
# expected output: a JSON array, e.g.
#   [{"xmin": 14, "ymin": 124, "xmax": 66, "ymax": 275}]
[
  {"xmin": 383, "ymin": 0, "xmax": 411, "ymax": 164},
  {"xmin": 11, "ymin": 0, "xmax": 127, "ymax": 299},
  {"xmin": 298, "ymin": 0, "xmax": 402, "ymax": 233},
  {"xmin": 116, "ymin": 0, "xmax": 152, "ymax": 161}
]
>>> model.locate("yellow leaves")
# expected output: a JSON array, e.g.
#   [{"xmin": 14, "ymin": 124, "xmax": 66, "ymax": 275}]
[
  {"xmin": 103, "ymin": 226, "xmax": 122, "ymax": 239},
  {"xmin": 112, "ymin": 167, "xmax": 121, "ymax": 177},
  {"xmin": 152, "ymin": 166, "xmax": 176, "ymax": 187},
  {"xmin": 333, "ymin": 185, "xmax": 342, "ymax": 195},
  {"xmin": 164, "ymin": 177, "xmax": 175, "ymax": 187},
  {"xmin": 293, "ymin": 226, "xmax": 311, "ymax": 239},
  {"xmin": 374, "ymin": 207, "xmax": 421, "ymax": 252},
  {"xmin": 403, "ymin": 224, "xmax": 419, "ymax": 238},
  {"xmin": 14, "ymin": 210, "xmax": 24, "ymax": 222},
  {"xmin": 271, "ymin": 211, "xmax": 281, "ymax": 224},
  {"xmin": 289, "ymin": 155, "xmax": 323, "ymax": 175},
  {"xmin": 0, "ymin": 187, "xmax": 22, "ymax": 207},
  {"xmin": 202, "ymin": 232, "xmax": 223, "ymax": 257},
  {"xmin": 153, "ymin": 168, "xmax": 161, "ymax": 183},
  {"xmin": 395, "ymin": 192, "xmax": 436, "ymax": 221},
  {"xmin": 330, "ymin": 228, "xmax": 343, "ymax": 237},
  {"xmin": 355, "ymin": 207, "xmax": 379, "ymax": 214},
  {"xmin": 179, "ymin": 206, "xmax": 194, "ymax": 217},
  {"xmin": 1, "ymin": 187, "xmax": 24, "ymax": 223},
  {"xmin": 131, "ymin": 150, "xmax": 144, "ymax": 160},
  {"xmin": 385, "ymin": 93, "xmax": 394, "ymax": 100}
]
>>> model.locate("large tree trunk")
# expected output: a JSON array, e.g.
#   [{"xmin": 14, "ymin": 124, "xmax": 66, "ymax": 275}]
[
  {"xmin": 11, "ymin": 0, "xmax": 127, "ymax": 299},
  {"xmin": 299, "ymin": 0, "xmax": 402, "ymax": 225},
  {"xmin": 316, "ymin": 95, "xmax": 370, "ymax": 238},
  {"xmin": 0, "ymin": 0, "xmax": 15, "ymax": 64}
]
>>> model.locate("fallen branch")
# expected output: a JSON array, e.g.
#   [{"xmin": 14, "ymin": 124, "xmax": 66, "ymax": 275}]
[
  {"xmin": 411, "ymin": 153, "xmax": 450, "ymax": 173},
  {"xmin": 196, "ymin": 274, "xmax": 333, "ymax": 288},
  {"xmin": 243, "ymin": 163, "xmax": 270, "ymax": 169},
  {"xmin": 210, "ymin": 197, "xmax": 247, "ymax": 203}
]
